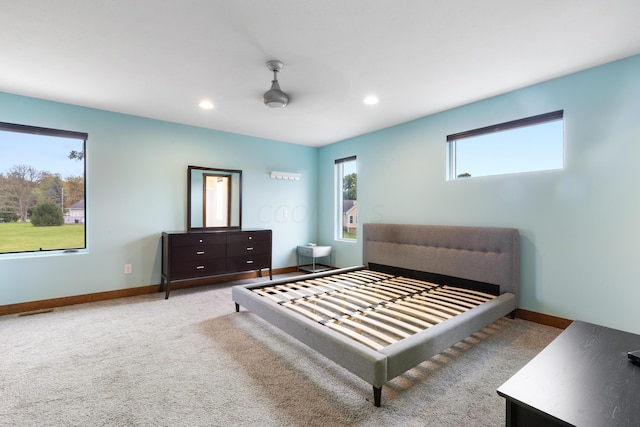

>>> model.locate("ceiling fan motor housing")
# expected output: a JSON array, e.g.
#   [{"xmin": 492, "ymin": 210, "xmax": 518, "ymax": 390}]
[{"xmin": 263, "ymin": 60, "xmax": 289, "ymax": 108}]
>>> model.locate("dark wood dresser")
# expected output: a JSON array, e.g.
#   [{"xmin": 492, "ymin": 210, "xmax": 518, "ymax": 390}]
[{"xmin": 161, "ymin": 229, "xmax": 272, "ymax": 299}]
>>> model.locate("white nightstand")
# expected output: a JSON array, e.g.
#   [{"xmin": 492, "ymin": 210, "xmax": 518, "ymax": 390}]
[{"xmin": 297, "ymin": 245, "xmax": 332, "ymax": 273}]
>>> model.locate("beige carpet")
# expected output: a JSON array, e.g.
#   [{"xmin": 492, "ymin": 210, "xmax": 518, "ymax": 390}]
[{"xmin": 0, "ymin": 277, "xmax": 561, "ymax": 426}]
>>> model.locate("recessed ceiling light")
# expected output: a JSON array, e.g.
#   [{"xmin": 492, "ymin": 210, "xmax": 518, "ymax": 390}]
[
  {"xmin": 363, "ymin": 95, "xmax": 379, "ymax": 105},
  {"xmin": 198, "ymin": 100, "xmax": 214, "ymax": 110}
]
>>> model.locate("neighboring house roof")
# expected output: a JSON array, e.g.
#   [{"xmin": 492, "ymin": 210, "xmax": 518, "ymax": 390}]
[
  {"xmin": 343, "ymin": 200, "xmax": 356, "ymax": 214},
  {"xmin": 68, "ymin": 200, "xmax": 84, "ymax": 210}
]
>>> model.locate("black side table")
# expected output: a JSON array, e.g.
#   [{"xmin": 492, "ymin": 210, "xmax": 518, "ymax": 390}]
[{"xmin": 497, "ymin": 320, "xmax": 640, "ymax": 426}]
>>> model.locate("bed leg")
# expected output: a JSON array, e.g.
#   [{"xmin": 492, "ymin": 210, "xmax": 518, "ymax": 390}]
[
  {"xmin": 235, "ymin": 302, "xmax": 240, "ymax": 312},
  {"xmin": 373, "ymin": 386, "xmax": 382, "ymax": 407},
  {"xmin": 509, "ymin": 310, "xmax": 516, "ymax": 319}
]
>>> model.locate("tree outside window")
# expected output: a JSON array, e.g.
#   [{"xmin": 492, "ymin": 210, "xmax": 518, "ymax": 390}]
[
  {"xmin": 0, "ymin": 122, "xmax": 86, "ymax": 254},
  {"xmin": 335, "ymin": 156, "xmax": 357, "ymax": 240}
]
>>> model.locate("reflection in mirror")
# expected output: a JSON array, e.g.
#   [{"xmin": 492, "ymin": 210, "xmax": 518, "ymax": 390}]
[
  {"xmin": 204, "ymin": 174, "xmax": 230, "ymax": 227},
  {"xmin": 188, "ymin": 166, "xmax": 241, "ymax": 230}
]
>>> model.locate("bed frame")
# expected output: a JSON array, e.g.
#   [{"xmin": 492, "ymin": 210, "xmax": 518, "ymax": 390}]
[{"xmin": 232, "ymin": 223, "xmax": 519, "ymax": 406}]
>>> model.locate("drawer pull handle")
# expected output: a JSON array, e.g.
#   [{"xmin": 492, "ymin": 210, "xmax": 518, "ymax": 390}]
[
  {"xmin": 199, "ymin": 239, "xmax": 203, "ymax": 243},
  {"xmin": 196, "ymin": 265, "xmax": 205, "ymax": 270},
  {"xmin": 246, "ymin": 247, "xmax": 254, "ymax": 251},
  {"xmin": 196, "ymin": 251, "xmax": 205, "ymax": 255},
  {"xmin": 249, "ymin": 236, "xmax": 253, "ymax": 240},
  {"xmin": 246, "ymin": 260, "xmax": 254, "ymax": 264}
]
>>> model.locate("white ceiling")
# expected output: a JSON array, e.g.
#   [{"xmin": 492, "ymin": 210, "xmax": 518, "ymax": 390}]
[{"xmin": 2, "ymin": 1, "xmax": 640, "ymax": 147}]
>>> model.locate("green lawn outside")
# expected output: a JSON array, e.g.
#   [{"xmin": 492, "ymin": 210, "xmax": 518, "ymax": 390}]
[
  {"xmin": 342, "ymin": 230, "xmax": 357, "ymax": 239},
  {"xmin": 0, "ymin": 222, "xmax": 85, "ymax": 253}
]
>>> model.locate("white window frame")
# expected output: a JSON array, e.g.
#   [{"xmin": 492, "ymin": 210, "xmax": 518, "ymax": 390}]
[{"xmin": 334, "ymin": 156, "xmax": 357, "ymax": 242}]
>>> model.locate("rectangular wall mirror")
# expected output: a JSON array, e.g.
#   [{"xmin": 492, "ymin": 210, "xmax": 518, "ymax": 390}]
[{"xmin": 187, "ymin": 166, "xmax": 242, "ymax": 231}]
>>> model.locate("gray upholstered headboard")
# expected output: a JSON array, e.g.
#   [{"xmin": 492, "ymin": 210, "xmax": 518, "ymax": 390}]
[{"xmin": 362, "ymin": 223, "xmax": 520, "ymax": 299}]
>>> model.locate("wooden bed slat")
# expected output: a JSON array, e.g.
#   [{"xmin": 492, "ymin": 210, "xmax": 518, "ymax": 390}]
[
  {"xmin": 350, "ymin": 312, "xmax": 411, "ymax": 338},
  {"xmin": 354, "ymin": 284, "xmax": 404, "ymax": 300},
  {"xmin": 416, "ymin": 294, "xmax": 470, "ymax": 312},
  {"xmin": 380, "ymin": 280, "xmax": 423, "ymax": 294},
  {"xmin": 412, "ymin": 294, "xmax": 467, "ymax": 315},
  {"xmin": 253, "ymin": 289, "xmax": 291, "ymax": 303},
  {"xmin": 330, "ymin": 273, "xmax": 370, "ymax": 285},
  {"xmin": 398, "ymin": 297, "xmax": 454, "ymax": 319},
  {"xmin": 318, "ymin": 294, "xmax": 363, "ymax": 312},
  {"xmin": 337, "ymin": 317, "xmax": 399, "ymax": 345},
  {"xmin": 426, "ymin": 291, "xmax": 477, "ymax": 309},
  {"xmin": 384, "ymin": 301, "xmax": 440, "ymax": 325},
  {"xmin": 273, "ymin": 284, "xmax": 311, "ymax": 298},
  {"xmin": 375, "ymin": 306, "xmax": 433, "ymax": 329},
  {"xmin": 282, "ymin": 301, "xmax": 325, "ymax": 322},
  {"xmin": 366, "ymin": 283, "xmax": 410, "ymax": 297},
  {"xmin": 282, "ymin": 294, "xmax": 412, "ymax": 346},
  {"xmin": 315, "ymin": 275, "xmax": 359, "ymax": 287},
  {"xmin": 361, "ymin": 310, "xmax": 424, "ymax": 334},
  {"xmin": 250, "ymin": 269, "xmax": 498, "ymax": 352},
  {"xmin": 293, "ymin": 281, "xmax": 330, "ymax": 296},
  {"xmin": 339, "ymin": 288, "xmax": 389, "ymax": 306},
  {"xmin": 285, "ymin": 299, "xmax": 337, "ymax": 319},
  {"xmin": 306, "ymin": 278, "xmax": 346, "ymax": 291},
  {"xmin": 329, "ymin": 291, "xmax": 375, "ymax": 308},
  {"xmin": 324, "ymin": 321, "xmax": 384, "ymax": 350}
]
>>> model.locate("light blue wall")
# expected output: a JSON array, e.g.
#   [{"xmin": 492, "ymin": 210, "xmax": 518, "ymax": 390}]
[
  {"xmin": 3, "ymin": 55, "xmax": 640, "ymax": 334},
  {"xmin": 318, "ymin": 54, "xmax": 640, "ymax": 334},
  {"xmin": 0, "ymin": 93, "xmax": 317, "ymax": 305}
]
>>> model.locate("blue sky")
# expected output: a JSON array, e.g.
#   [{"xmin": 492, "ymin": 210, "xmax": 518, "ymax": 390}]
[
  {"xmin": 343, "ymin": 158, "xmax": 357, "ymax": 175},
  {"xmin": 0, "ymin": 130, "xmax": 84, "ymax": 178},
  {"xmin": 454, "ymin": 120, "xmax": 564, "ymax": 178}
]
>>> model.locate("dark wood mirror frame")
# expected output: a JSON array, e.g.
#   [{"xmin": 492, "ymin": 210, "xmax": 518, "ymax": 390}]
[{"xmin": 187, "ymin": 165, "xmax": 242, "ymax": 231}]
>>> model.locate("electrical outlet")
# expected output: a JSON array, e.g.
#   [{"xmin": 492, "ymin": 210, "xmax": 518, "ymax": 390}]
[{"xmin": 124, "ymin": 264, "xmax": 132, "ymax": 274}]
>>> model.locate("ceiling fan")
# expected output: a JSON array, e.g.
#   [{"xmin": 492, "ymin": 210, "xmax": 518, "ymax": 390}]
[{"xmin": 262, "ymin": 60, "xmax": 289, "ymax": 108}]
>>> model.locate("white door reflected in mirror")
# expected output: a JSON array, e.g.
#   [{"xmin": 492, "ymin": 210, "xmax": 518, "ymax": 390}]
[{"xmin": 204, "ymin": 174, "xmax": 230, "ymax": 227}]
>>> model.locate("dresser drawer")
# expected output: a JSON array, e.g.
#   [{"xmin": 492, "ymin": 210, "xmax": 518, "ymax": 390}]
[
  {"xmin": 226, "ymin": 254, "xmax": 271, "ymax": 272},
  {"xmin": 227, "ymin": 240, "xmax": 270, "ymax": 256},
  {"xmin": 227, "ymin": 231, "xmax": 271, "ymax": 256},
  {"xmin": 171, "ymin": 244, "xmax": 226, "ymax": 262},
  {"xmin": 227, "ymin": 231, "xmax": 270, "ymax": 245},
  {"xmin": 170, "ymin": 233, "xmax": 226, "ymax": 247},
  {"xmin": 170, "ymin": 258, "xmax": 227, "ymax": 280}
]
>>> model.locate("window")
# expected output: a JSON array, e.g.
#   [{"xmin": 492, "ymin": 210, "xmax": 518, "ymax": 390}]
[
  {"xmin": 0, "ymin": 122, "xmax": 87, "ymax": 255},
  {"xmin": 447, "ymin": 110, "xmax": 564, "ymax": 180},
  {"xmin": 335, "ymin": 156, "xmax": 357, "ymax": 241}
]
